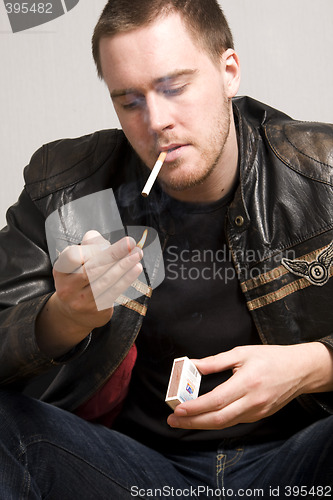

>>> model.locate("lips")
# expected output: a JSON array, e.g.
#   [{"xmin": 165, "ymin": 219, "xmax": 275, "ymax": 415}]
[
  {"xmin": 160, "ymin": 144, "xmax": 182, "ymax": 153},
  {"xmin": 160, "ymin": 144, "xmax": 188, "ymax": 162}
]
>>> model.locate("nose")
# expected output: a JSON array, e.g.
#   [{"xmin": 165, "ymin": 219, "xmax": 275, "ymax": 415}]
[{"xmin": 145, "ymin": 93, "xmax": 175, "ymax": 134}]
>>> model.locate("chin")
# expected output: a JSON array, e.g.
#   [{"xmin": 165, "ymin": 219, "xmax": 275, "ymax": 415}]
[{"xmin": 161, "ymin": 173, "xmax": 207, "ymax": 193}]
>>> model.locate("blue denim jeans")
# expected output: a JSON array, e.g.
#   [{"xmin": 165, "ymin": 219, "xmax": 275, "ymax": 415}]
[{"xmin": 0, "ymin": 389, "xmax": 332, "ymax": 499}]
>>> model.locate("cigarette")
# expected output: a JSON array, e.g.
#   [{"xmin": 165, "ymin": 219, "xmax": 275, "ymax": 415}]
[
  {"xmin": 137, "ymin": 229, "xmax": 148, "ymax": 249},
  {"xmin": 141, "ymin": 151, "xmax": 167, "ymax": 197}
]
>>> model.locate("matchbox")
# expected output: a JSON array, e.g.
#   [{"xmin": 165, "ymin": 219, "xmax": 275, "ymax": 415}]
[{"xmin": 165, "ymin": 356, "xmax": 201, "ymax": 410}]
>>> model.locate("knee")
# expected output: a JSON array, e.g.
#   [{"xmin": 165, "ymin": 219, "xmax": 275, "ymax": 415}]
[
  {"xmin": 0, "ymin": 388, "xmax": 31, "ymax": 414},
  {"xmin": 0, "ymin": 390, "xmax": 28, "ymax": 455},
  {"xmin": 0, "ymin": 389, "xmax": 43, "ymax": 437},
  {"xmin": 0, "ymin": 388, "xmax": 25, "ymax": 415}
]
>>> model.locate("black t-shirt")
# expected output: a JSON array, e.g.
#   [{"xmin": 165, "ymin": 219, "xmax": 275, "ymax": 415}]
[{"xmin": 114, "ymin": 191, "xmax": 314, "ymax": 451}]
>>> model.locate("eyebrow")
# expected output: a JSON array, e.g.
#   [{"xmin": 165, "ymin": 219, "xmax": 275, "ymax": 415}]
[{"xmin": 110, "ymin": 69, "xmax": 198, "ymax": 99}]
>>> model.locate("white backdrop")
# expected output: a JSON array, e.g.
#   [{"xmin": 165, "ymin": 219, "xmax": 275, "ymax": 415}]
[{"xmin": 1, "ymin": 0, "xmax": 332, "ymax": 227}]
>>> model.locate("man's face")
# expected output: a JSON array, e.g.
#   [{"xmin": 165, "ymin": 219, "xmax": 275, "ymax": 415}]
[{"xmin": 100, "ymin": 13, "xmax": 239, "ymax": 199}]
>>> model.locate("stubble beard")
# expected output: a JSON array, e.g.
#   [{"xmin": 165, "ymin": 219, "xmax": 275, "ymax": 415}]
[{"xmin": 159, "ymin": 97, "xmax": 232, "ymax": 193}]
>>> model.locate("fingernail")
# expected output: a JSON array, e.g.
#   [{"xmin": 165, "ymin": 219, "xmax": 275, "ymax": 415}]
[
  {"xmin": 129, "ymin": 248, "xmax": 143, "ymax": 261},
  {"xmin": 167, "ymin": 416, "xmax": 178, "ymax": 428},
  {"xmin": 122, "ymin": 236, "xmax": 136, "ymax": 253}
]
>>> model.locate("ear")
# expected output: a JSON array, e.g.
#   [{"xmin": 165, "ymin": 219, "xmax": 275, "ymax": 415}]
[{"xmin": 221, "ymin": 48, "xmax": 241, "ymax": 98}]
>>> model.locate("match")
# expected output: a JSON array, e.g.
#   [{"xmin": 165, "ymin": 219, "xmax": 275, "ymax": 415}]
[
  {"xmin": 137, "ymin": 229, "xmax": 148, "ymax": 249},
  {"xmin": 141, "ymin": 151, "xmax": 167, "ymax": 197}
]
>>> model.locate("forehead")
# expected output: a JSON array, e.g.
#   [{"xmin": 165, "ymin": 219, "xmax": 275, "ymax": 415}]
[{"xmin": 99, "ymin": 12, "xmax": 207, "ymax": 88}]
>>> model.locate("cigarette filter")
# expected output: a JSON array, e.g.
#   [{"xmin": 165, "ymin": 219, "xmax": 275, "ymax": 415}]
[{"xmin": 165, "ymin": 356, "xmax": 201, "ymax": 410}]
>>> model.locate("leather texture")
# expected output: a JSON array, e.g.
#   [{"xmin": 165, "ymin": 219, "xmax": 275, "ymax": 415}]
[{"xmin": 0, "ymin": 96, "xmax": 332, "ymax": 417}]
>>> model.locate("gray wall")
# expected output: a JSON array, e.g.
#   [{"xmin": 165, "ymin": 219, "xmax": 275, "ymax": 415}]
[{"xmin": 1, "ymin": 0, "xmax": 332, "ymax": 227}]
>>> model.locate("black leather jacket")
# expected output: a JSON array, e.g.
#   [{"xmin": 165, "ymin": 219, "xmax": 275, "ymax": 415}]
[{"xmin": 0, "ymin": 96, "xmax": 332, "ymax": 418}]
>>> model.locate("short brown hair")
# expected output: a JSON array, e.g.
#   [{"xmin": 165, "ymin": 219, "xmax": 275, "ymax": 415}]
[{"xmin": 92, "ymin": 0, "xmax": 234, "ymax": 79}]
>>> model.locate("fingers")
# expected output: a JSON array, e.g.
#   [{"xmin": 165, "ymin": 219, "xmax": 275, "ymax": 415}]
[
  {"xmin": 168, "ymin": 346, "xmax": 302, "ymax": 431},
  {"xmin": 53, "ymin": 231, "xmax": 144, "ymax": 312},
  {"xmin": 53, "ymin": 232, "xmax": 137, "ymax": 275},
  {"xmin": 167, "ymin": 349, "xmax": 250, "ymax": 430},
  {"xmin": 82, "ymin": 240, "xmax": 140, "ymax": 281},
  {"xmin": 87, "ymin": 248, "xmax": 143, "ymax": 309},
  {"xmin": 168, "ymin": 397, "xmax": 247, "ymax": 430},
  {"xmin": 92, "ymin": 259, "xmax": 143, "ymax": 310},
  {"xmin": 167, "ymin": 367, "xmax": 254, "ymax": 430},
  {"xmin": 172, "ymin": 370, "xmax": 243, "ymax": 419},
  {"xmin": 81, "ymin": 230, "xmax": 109, "ymax": 245},
  {"xmin": 54, "ymin": 244, "xmax": 86, "ymax": 274},
  {"xmin": 192, "ymin": 348, "xmax": 242, "ymax": 376},
  {"xmin": 81, "ymin": 233, "xmax": 136, "ymax": 262}
]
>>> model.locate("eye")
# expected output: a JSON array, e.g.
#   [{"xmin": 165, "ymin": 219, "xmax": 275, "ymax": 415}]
[
  {"xmin": 121, "ymin": 95, "xmax": 146, "ymax": 110},
  {"xmin": 161, "ymin": 84, "xmax": 188, "ymax": 97}
]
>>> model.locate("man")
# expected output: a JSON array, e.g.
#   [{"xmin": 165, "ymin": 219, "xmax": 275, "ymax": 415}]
[{"xmin": 0, "ymin": 0, "xmax": 332, "ymax": 498}]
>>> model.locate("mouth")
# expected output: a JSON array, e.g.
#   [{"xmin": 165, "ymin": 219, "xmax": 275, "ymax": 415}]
[{"xmin": 160, "ymin": 144, "xmax": 188, "ymax": 162}]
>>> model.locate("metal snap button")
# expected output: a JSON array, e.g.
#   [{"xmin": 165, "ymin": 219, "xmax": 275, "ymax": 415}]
[{"xmin": 235, "ymin": 215, "xmax": 245, "ymax": 227}]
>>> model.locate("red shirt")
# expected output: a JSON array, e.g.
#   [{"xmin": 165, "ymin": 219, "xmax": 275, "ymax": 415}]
[{"xmin": 75, "ymin": 344, "xmax": 137, "ymax": 427}]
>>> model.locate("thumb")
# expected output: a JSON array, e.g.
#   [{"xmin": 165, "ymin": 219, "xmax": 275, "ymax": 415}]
[
  {"xmin": 81, "ymin": 230, "xmax": 109, "ymax": 247},
  {"xmin": 74, "ymin": 231, "xmax": 110, "ymax": 265}
]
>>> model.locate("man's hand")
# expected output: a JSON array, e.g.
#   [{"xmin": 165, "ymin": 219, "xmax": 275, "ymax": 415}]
[
  {"xmin": 167, "ymin": 343, "xmax": 333, "ymax": 430},
  {"xmin": 36, "ymin": 230, "xmax": 143, "ymax": 358}
]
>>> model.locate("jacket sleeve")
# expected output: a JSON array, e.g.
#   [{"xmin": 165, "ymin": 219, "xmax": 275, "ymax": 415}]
[{"xmin": 0, "ymin": 188, "xmax": 89, "ymax": 390}]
